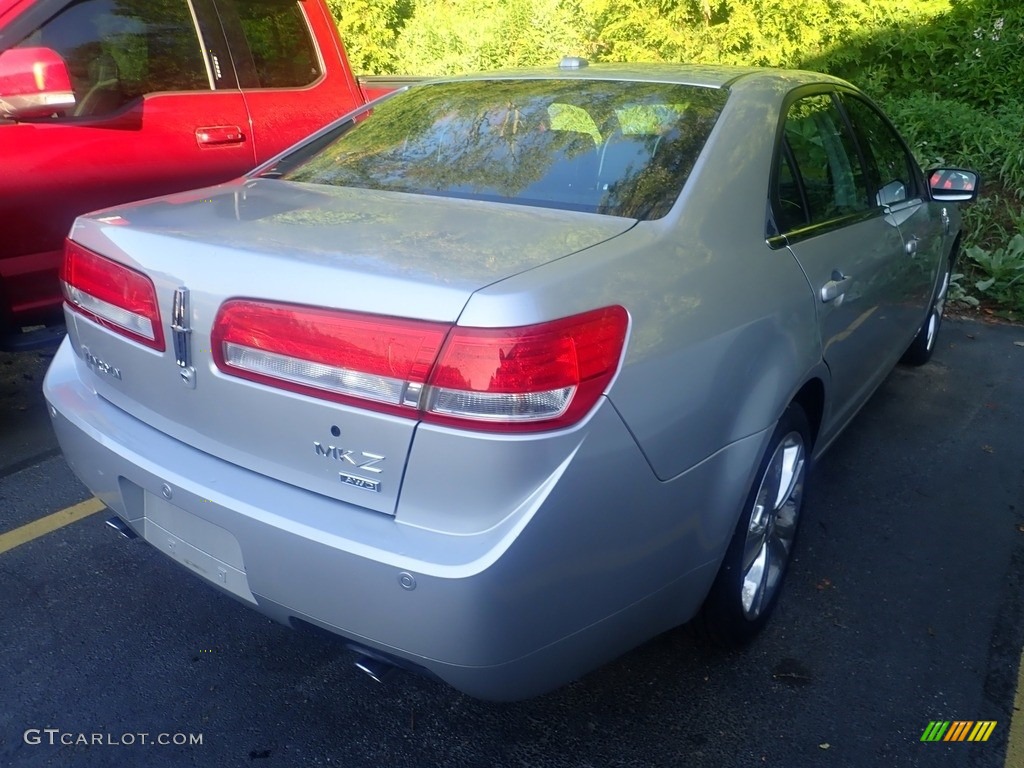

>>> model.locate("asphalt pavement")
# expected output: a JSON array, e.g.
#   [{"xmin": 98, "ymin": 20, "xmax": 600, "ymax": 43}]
[{"xmin": 1, "ymin": 317, "xmax": 1022, "ymax": 767}]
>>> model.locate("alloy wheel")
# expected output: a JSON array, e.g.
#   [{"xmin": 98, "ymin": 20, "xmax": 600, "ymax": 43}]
[{"xmin": 740, "ymin": 432, "xmax": 806, "ymax": 619}]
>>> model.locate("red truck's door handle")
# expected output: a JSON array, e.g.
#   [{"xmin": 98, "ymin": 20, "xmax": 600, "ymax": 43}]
[{"xmin": 195, "ymin": 126, "xmax": 246, "ymax": 146}]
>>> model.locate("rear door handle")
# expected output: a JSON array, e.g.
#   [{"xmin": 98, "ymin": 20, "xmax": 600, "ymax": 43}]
[
  {"xmin": 905, "ymin": 235, "xmax": 920, "ymax": 255},
  {"xmin": 195, "ymin": 126, "xmax": 246, "ymax": 146},
  {"xmin": 820, "ymin": 270, "xmax": 851, "ymax": 303}
]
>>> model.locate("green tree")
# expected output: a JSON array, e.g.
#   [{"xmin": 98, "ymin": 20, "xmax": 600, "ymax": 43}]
[
  {"xmin": 579, "ymin": 0, "xmax": 711, "ymax": 62},
  {"xmin": 581, "ymin": 0, "xmax": 923, "ymax": 66},
  {"xmin": 393, "ymin": 0, "xmax": 590, "ymax": 75},
  {"xmin": 328, "ymin": 0, "xmax": 414, "ymax": 74}
]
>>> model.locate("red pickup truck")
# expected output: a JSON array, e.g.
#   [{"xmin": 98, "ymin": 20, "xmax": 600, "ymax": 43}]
[{"xmin": 0, "ymin": 0, "xmax": 400, "ymax": 350}]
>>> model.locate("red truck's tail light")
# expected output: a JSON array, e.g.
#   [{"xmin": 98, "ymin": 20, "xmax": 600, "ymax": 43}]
[
  {"xmin": 212, "ymin": 301, "xmax": 628, "ymax": 431},
  {"xmin": 61, "ymin": 239, "xmax": 165, "ymax": 350}
]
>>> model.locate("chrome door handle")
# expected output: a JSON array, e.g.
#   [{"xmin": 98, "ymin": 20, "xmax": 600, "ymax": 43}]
[
  {"xmin": 905, "ymin": 235, "xmax": 919, "ymax": 255},
  {"xmin": 820, "ymin": 271, "xmax": 851, "ymax": 303}
]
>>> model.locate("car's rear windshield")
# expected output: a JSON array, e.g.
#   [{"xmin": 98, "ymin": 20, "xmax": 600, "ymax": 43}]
[{"xmin": 265, "ymin": 78, "xmax": 729, "ymax": 220}]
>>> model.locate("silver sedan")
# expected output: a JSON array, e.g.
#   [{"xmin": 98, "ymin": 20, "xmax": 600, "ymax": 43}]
[{"xmin": 44, "ymin": 62, "xmax": 978, "ymax": 700}]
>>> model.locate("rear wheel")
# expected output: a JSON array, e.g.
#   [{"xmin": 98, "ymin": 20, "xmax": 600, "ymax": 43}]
[
  {"xmin": 901, "ymin": 258, "xmax": 951, "ymax": 366},
  {"xmin": 697, "ymin": 403, "xmax": 810, "ymax": 647}
]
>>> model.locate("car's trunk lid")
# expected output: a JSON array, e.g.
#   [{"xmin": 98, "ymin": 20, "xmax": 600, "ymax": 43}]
[{"xmin": 65, "ymin": 179, "xmax": 634, "ymax": 514}]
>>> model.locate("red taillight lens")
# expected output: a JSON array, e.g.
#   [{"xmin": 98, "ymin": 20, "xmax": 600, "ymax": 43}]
[
  {"xmin": 61, "ymin": 239, "xmax": 164, "ymax": 350},
  {"xmin": 212, "ymin": 300, "xmax": 449, "ymax": 416},
  {"xmin": 424, "ymin": 307, "xmax": 629, "ymax": 430},
  {"xmin": 212, "ymin": 301, "xmax": 628, "ymax": 432}
]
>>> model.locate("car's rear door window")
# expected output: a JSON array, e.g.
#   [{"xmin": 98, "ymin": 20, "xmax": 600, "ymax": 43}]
[
  {"xmin": 213, "ymin": 0, "xmax": 321, "ymax": 88},
  {"xmin": 268, "ymin": 79, "xmax": 728, "ymax": 219},
  {"xmin": 777, "ymin": 94, "xmax": 870, "ymax": 229}
]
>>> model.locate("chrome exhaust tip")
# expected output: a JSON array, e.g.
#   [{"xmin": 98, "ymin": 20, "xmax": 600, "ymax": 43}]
[
  {"xmin": 354, "ymin": 655, "xmax": 394, "ymax": 684},
  {"xmin": 105, "ymin": 515, "xmax": 138, "ymax": 540}
]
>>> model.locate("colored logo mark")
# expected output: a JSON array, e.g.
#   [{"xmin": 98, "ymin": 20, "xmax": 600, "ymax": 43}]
[{"xmin": 920, "ymin": 721, "xmax": 997, "ymax": 742}]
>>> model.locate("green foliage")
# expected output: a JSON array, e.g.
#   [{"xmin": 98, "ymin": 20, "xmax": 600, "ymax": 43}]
[
  {"xmin": 703, "ymin": 0, "xmax": 913, "ymax": 67},
  {"xmin": 577, "ymin": 0, "xmax": 707, "ymax": 62},
  {"xmin": 577, "ymin": 0, "xmax": 917, "ymax": 67},
  {"xmin": 391, "ymin": 0, "xmax": 589, "ymax": 76},
  {"xmin": 964, "ymin": 234, "xmax": 1024, "ymax": 308},
  {"xmin": 334, "ymin": 0, "xmax": 931, "ymax": 73},
  {"xmin": 947, "ymin": 272, "xmax": 979, "ymax": 307},
  {"xmin": 959, "ymin": 191, "xmax": 1024, "ymax": 253},
  {"xmin": 327, "ymin": 0, "xmax": 413, "ymax": 74},
  {"xmin": 874, "ymin": 93, "xmax": 1024, "ymax": 195},
  {"xmin": 887, "ymin": 1, "xmax": 1018, "ymax": 111}
]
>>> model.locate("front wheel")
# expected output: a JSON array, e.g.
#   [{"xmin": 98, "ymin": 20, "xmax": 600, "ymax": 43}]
[
  {"xmin": 697, "ymin": 403, "xmax": 810, "ymax": 647},
  {"xmin": 901, "ymin": 259, "xmax": 951, "ymax": 366}
]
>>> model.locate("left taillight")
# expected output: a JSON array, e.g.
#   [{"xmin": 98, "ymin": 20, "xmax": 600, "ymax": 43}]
[
  {"xmin": 61, "ymin": 239, "xmax": 165, "ymax": 350},
  {"xmin": 211, "ymin": 299, "xmax": 449, "ymax": 420}
]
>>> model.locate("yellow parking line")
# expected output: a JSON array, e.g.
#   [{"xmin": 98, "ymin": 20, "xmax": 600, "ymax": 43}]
[
  {"xmin": 1008, "ymin": 650, "xmax": 1024, "ymax": 765},
  {"xmin": 0, "ymin": 497, "xmax": 105, "ymax": 555}
]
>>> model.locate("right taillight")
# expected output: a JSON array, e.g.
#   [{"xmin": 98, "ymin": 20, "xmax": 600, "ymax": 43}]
[
  {"xmin": 61, "ymin": 239, "xmax": 164, "ymax": 350},
  {"xmin": 212, "ymin": 301, "xmax": 628, "ymax": 432},
  {"xmin": 424, "ymin": 307, "xmax": 628, "ymax": 431}
]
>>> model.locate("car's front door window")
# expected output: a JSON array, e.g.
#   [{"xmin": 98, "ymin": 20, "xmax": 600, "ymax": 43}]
[
  {"xmin": 841, "ymin": 95, "xmax": 918, "ymax": 207},
  {"xmin": 16, "ymin": 0, "xmax": 212, "ymax": 118}
]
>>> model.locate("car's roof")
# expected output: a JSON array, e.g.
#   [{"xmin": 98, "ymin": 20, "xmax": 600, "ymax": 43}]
[{"xmin": 430, "ymin": 62, "xmax": 852, "ymax": 91}]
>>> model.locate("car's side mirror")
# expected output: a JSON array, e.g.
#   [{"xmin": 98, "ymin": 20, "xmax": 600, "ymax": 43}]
[
  {"xmin": 0, "ymin": 47, "xmax": 76, "ymax": 120},
  {"xmin": 876, "ymin": 179, "xmax": 907, "ymax": 207},
  {"xmin": 928, "ymin": 168, "xmax": 980, "ymax": 203}
]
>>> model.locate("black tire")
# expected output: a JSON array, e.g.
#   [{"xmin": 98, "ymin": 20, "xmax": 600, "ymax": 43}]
[
  {"xmin": 697, "ymin": 403, "xmax": 811, "ymax": 648},
  {"xmin": 901, "ymin": 258, "xmax": 951, "ymax": 366}
]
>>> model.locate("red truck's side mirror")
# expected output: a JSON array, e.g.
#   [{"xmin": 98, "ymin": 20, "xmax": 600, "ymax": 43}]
[{"xmin": 0, "ymin": 47, "xmax": 76, "ymax": 120}]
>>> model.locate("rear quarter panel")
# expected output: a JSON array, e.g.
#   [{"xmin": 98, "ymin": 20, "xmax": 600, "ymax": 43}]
[{"xmin": 460, "ymin": 75, "xmax": 824, "ymax": 483}]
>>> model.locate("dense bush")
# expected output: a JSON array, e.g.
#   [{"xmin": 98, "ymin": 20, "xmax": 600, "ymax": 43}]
[
  {"xmin": 326, "ymin": 0, "xmax": 413, "ymax": 74},
  {"xmin": 331, "ymin": 0, "xmax": 1024, "ymax": 313},
  {"xmin": 810, "ymin": 1, "xmax": 1024, "ymax": 186},
  {"xmin": 393, "ymin": 0, "xmax": 589, "ymax": 74},
  {"xmin": 586, "ymin": 0, "xmax": 922, "ymax": 67}
]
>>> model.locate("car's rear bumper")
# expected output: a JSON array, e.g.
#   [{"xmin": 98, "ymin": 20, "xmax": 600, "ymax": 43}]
[{"xmin": 44, "ymin": 337, "xmax": 767, "ymax": 699}]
